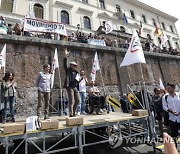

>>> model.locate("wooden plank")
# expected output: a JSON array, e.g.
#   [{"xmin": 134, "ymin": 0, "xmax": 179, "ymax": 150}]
[{"xmin": 0, "ymin": 112, "xmax": 147, "ymax": 137}]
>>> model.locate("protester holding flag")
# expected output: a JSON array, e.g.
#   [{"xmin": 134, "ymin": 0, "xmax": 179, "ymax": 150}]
[
  {"xmin": 1, "ymin": 72, "xmax": 16, "ymax": 123},
  {"xmin": 63, "ymin": 56, "xmax": 80, "ymax": 117},
  {"xmin": 36, "ymin": 64, "xmax": 51, "ymax": 120}
]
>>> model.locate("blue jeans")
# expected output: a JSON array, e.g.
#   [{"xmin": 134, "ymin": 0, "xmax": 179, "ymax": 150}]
[
  {"xmin": 77, "ymin": 92, "xmax": 86, "ymax": 113},
  {"xmin": 3, "ymin": 96, "xmax": 15, "ymax": 120}
]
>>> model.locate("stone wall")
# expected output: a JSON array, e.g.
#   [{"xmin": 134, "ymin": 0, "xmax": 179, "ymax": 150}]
[{"xmin": 0, "ymin": 35, "xmax": 180, "ymax": 118}]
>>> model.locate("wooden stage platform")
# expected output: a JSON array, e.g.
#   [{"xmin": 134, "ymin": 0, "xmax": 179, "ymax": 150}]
[{"xmin": 0, "ymin": 112, "xmax": 149, "ymax": 154}]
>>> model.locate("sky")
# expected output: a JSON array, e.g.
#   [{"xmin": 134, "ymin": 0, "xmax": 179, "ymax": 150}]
[{"xmin": 138, "ymin": 0, "xmax": 180, "ymax": 36}]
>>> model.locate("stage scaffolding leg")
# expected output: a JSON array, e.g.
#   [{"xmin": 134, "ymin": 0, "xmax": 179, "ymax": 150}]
[
  {"xmin": 43, "ymin": 136, "xmax": 46, "ymax": 153},
  {"xmin": 5, "ymin": 137, "xmax": 8, "ymax": 154},
  {"xmin": 25, "ymin": 139, "xmax": 28, "ymax": 154},
  {"xmin": 78, "ymin": 126, "xmax": 84, "ymax": 154}
]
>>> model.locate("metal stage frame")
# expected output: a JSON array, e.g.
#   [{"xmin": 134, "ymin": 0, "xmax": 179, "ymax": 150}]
[{"xmin": 0, "ymin": 115, "xmax": 150, "ymax": 154}]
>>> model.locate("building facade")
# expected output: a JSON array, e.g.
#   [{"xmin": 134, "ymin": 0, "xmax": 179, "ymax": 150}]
[{"xmin": 0, "ymin": 0, "xmax": 179, "ymax": 49}]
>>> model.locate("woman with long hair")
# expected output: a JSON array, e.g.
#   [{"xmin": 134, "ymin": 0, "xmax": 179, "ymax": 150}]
[{"xmin": 1, "ymin": 72, "xmax": 16, "ymax": 123}]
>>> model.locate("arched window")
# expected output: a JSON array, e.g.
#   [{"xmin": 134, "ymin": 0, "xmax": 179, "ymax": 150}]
[
  {"xmin": 83, "ymin": 16, "xmax": 91, "ymax": 29},
  {"xmin": 61, "ymin": 10, "xmax": 69, "ymax": 24},
  {"xmin": 34, "ymin": 3, "xmax": 44, "ymax": 19},
  {"xmin": 1, "ymin": 0, "xmax": 14, "ymax": 12}
]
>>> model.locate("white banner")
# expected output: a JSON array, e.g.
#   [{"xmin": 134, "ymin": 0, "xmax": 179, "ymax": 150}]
[
  {"xmin": 0, "ymin": 27, "xmax": 7, "ymax": 34},
  {"xmin": 24, "ymin": 18, "xmax": 67, "ymax": 36},
  {"xmin": 88, "ymin": 39, "xmax": 106, "ymax": 46}
]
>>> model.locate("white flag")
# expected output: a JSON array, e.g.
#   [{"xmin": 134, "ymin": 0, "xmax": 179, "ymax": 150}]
[
  {"xmin": 25, "ymin": 11, "xmax": 35, "ymax": 19},
  {"xmin": 120, "ymin": 29, "xmax": 146, "ymax": 67},
  {"xmin": 159, "ymin": 78, "xmax": 165, "ymax": 89},
  {"xmin": 51, "ymin": 48, "xmax": 59, "ymax": 88},
  {"xmin": 0, "ymin": 44, "xmax": 6, "ymax": 69},
  {"xmin": 160, "ymin": 34, "xmax": 168, "ymax": 49},
  {"xmin": 21, "ymin": 11, "xmax": 35, "ymax": 25},
  {"xmin": 105, "ymin": 21, "xmax": 113, "ymax": 34},
  {"xmin": 91, "ymin": 52, "xmax": 100, "ymax": 81}
]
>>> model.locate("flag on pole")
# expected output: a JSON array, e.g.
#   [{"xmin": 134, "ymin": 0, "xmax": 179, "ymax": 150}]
[
  {"xmin": 21, "ymin": 11, "xmax": 35, "ymax": 25},
  {"xmin": 138, "ymin": 20, "xmax": 143, "ymax": 35},
  {"xmin": 0, "ymin": 44, "xmax": 6, "ymax": 69},
  {"xmin": 91, "ymin": 52, "xmax": 100, "ymax": 81},
  {"xmin": 160, "ymin": 34, "xmax": 168, "ymax": 49},
  {"xmin": 123, "ymin": 13, "xmax": 128, "ymax": 25},
  {"xmin": 51, "ymin": 48, "xmax": 59, "ymax": 88},
  {"xmin": 155, "ymin": 26, "xmax": 162, "ymax": 37},
  {"xmin": 25, "ymin": 11, "xmax": 35, "ymax": 18},
  {"xmin": 120, "ymin": 29, "xmax": 146, "ymax": 67},
  {"xmin": 105, "ymin": 21, "xmax": 113, "ymax": 34},
  {"xmin": 159, "ymin": 78, "xmax": 165, "ymax": 89}
]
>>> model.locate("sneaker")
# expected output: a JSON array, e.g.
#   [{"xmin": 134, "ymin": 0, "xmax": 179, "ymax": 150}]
[
  {"xmin": 99, "ymin": 109, "xmax": 103, "ymax": 113},
  {"xmin": 82, "ymin": 111, "xmax": 87, "ymax": 115},
  {"xmin": 2, "ymin": 119, "xmax": 6, "ymax": 124},
  {"xmin": 11, "ymin": 118, "xmax": 15, "ymax": 122},
  {"xmin": 44, "ymin": 116, "xmax": 51, "ymax": 120},
  {"xmin": 77, "ymin": 112, "xmax": 80, "ymax": 116}
]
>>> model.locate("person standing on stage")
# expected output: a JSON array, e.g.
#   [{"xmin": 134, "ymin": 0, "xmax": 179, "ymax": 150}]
[
  {"xmin": 162, "ymin": 83, "xmax": 180, "ymax": 148},
  {"xmin": 152, "ymin": 88, "xmax": 164, "ymax": 137},
  {"xmin": 77, "ymin": 70, "xmax": 88, "ymax": 116},
  {"xmin": 1, "ymin": 72, "xmax": 16, "ymax": 123},
  {"xmin": 63, "ymin": 56, "xmax": 80, "ymax": 117},
  {"xmin": 36, "ymin": 64, "xmax": 51, "ymax": 120}
]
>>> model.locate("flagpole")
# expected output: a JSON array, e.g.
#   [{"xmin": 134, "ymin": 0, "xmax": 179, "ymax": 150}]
[
  {"xmin": 57, "ymin": 67, "xmax": 63, "ymax": 116},
  {"xmin": 3, "ymin": 66, "xmax": 5, "ymax": 74},
  {"xmin": 99, "ymin": 68, "xmax": 106, "ymax": 96},
  {"xmin": 139, "ymin": 63, "xmax": 156, "ymax": 140},
  {"xmin": 99, "ymin": 67, "xmax": 111, "ymax": 112}
]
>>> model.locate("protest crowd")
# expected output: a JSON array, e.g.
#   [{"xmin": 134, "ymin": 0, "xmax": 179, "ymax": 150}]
[
  {"xmin": 0, "ymin": 10, "xmax": 180, "ymax": 153},
  {"xmin": 0, "ymin": 15, "xmax": 180, "ymax": 56}
]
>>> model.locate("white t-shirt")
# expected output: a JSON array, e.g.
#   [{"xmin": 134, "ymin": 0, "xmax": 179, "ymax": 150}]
[
  {"xmin": 79, "ymin": 79, "xmax": 86, "ymax": 92},
  {"xmin": 162, "ymin": 92, "xmax": 180, "ymax": 123}
]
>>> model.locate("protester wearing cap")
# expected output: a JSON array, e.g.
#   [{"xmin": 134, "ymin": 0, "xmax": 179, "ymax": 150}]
[{"xmin": 63, "ymin": 57, "xmax": 80, "ymax": 117}]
